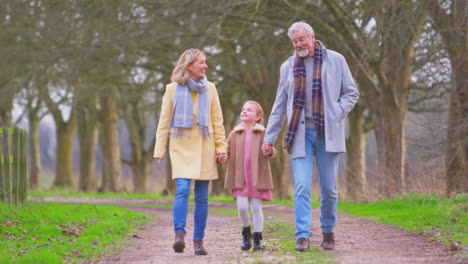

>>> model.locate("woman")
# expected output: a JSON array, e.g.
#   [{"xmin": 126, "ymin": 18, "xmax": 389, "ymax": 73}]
[{"xmin": 154, "ymin": 48, "xmax": 227, "ymax": 255}]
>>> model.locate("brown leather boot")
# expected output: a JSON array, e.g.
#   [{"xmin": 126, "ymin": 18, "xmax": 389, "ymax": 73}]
[
  {"xmin": 295, "ymin": 237, "xmax": 310, "ymax": 252},
  {"xmin": 173, "ymin": 231, "xmax": 185, "ymax": 253},
  {"xmin": 193, "ymin": 240, "xmax": 207, "ymax": 255},
  {"xmin": 321, "ymin": 232, "xmax": 335, "ymax": 250}
]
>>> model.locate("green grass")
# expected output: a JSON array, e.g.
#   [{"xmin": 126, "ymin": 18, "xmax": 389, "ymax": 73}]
[
  {"xmin": 339, "ymin": 194, "xmax": 467, "ymax": 246},
  {"xmin": 30, "ymin": 188, "xmax": 169, "ymax": 201},
  {"xmin": 0, "ymin": 202, "xmax": 150, "ymax": 264}
]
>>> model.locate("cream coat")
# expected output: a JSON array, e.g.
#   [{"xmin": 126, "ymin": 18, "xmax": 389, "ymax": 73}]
[{"xmin": 153, "ymin": 81, "xmax": 226, "ymax": 180}]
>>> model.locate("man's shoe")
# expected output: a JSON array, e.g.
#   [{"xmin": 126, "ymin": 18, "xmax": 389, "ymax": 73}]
[
  {"xmin": 194, "ymin": 240, "xmax": 207, "ymax": 255},
  {"xmin": 173, "ymin": 231, "xmax": 185, "ymax": 253},
  {"xmin": 321, "ymin": 232, "xmax": 335, "ymax": 250},
  {"xmin": 295, "ymin": 237, "xmax": 310, "ymax": 252}
]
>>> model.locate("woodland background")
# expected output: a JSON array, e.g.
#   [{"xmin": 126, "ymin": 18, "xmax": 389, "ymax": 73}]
[{"xmin": 0, "ymin": 0, "xmax": 466, "ymax": 201}]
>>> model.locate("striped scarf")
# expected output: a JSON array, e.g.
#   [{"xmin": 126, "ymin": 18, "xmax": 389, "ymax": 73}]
[
  {"xmin": 284, "ymin": 41, "xmax": 324, "ymax": 153},
  {"xmin": 169, "ymin": 77, "xmax": 210, "ymax": 138}
]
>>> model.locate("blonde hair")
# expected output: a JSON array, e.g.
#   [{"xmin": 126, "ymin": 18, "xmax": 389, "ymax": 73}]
[
  {"xmin": 244, "ymin": 100, "xmax": 264, "ymax": 124},
  {"xmin": 171, "ymin": 48, "xmax": 206, "ymax": 85}
]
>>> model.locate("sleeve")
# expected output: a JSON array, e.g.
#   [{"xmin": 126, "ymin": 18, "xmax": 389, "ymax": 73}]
[
  {"xmin": 153, "ymin": 85, "xmax": 174, "ymax": 158},
  {"xmin": 210, "ymin": 84, "xmax": 227, "ymax": 153},
  {"xmin": 226, "ymin": 131, "xmax": 233, "ymax": 159},
  {"xmin": 338, "ymin": 56, "xmax": 359, "ymax": 118},
  {"xmin": 264, "ymin": 61, "xmax": 289, "ymax": 144}
]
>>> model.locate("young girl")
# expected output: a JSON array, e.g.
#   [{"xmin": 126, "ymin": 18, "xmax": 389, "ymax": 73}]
[{"xmin": 224, "ymin": 100, "xmax": 275, "ymax": 251}]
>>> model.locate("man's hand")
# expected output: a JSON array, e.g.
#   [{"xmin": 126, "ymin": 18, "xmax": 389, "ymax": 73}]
[
  {"xmin": 216, "ymin": 152, "xmax": 227, "ymax": 163},
  {"xmin": 261, "ymin": 142, "xmax": 273, "ymax": 156}
]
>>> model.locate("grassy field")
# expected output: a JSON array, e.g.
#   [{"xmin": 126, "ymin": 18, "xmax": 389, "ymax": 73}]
[{"xmin": 0, "ymin": 202, "xmax": 150, "ymax": 264}]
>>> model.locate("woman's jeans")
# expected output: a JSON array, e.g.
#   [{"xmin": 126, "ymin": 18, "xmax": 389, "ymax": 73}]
[
  {"xmin": 173, "ymin": 178, "xmax": 209, "ymax": 241},
  {"xmin": 291, "ymin": 129, "xmax": 339, "ymax": 239}
]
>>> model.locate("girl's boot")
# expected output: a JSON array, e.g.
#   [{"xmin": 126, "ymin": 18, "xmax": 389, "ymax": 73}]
[
  {"xmin": 241, "ymin": 226, "xmax": 252, "ymax": 250},
  {"xmin": 253, "ymin": 232, "xmax": 264, "ymax": 251}
]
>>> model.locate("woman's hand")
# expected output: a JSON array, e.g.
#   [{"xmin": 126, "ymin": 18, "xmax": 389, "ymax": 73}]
[{"xmin": 216, "ymin": 153, "xmax": 227, "ymax": 163}]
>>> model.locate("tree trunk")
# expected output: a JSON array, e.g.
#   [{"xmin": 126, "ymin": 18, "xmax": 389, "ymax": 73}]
[
  {"xmin": 100, "ymin": 92, "xmax": 125, "ymax": 192},
  {"xmin": 162, "ymin": 150, "xmax": 175, "ymax": 196},
  {"xmin": 28, "ymin": 114, "xmax": 41, "ymax": 190},
  {"xmin": 445, "ymin": 84, "xmax": 467, "ymax": 195},
  {"xmin": 423, "ymin": 0, "xmax": 467, "ymax": 195},
  {"xmin": 345, "ymin": 104, "xmax": 367, "ymax": 201},
  {"xmin": 132, "ymin": 158, "xmax": 151, "ymax": 193},
  {"xmin": 0, "ymin": 87, "xmax": 14, "ymax": 127},
  {"xmin": 379, "ymin": 85, "xmax": 409, "ymax": 196},
  {"xmin": 52, "ymin": 121, "xmax": 76, "ymax": 188},
  {"xmin": 211, "ymin": 110, "xmax": 233, "ymax": 196},
  {"xmin": 0, "ymin": 109, "xmax": 12, "ymax": 127},
  {"xmin": 78, "ymin": 109, "xmax": 98, "ymax": 192},
  {"xmin": 271, "ymin": 126, "xmax": 290, "ymax": 199}
]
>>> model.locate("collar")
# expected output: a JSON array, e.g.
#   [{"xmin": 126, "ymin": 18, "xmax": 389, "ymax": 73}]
[{"xmin": 233, "ymin": 123, "xmax": 265, "ymax": 133}]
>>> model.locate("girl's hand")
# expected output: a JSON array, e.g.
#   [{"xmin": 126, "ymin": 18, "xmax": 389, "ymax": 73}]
[{"xmin": 216, "ymin": 153, "xmax": 227, "ymax": 163}]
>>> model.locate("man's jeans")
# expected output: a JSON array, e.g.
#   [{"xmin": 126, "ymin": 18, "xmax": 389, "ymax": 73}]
[
  {"xmin": 291, "ymin": 129, "xmax": 339, "ymax": 239},
  {"xmin": 173, "ymin": 178, "xmax": 209, "ymax": 240}
]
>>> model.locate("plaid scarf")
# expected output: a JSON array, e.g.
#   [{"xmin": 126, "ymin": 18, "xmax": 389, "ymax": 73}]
[
  {"xmin": 169, "ymin": 77, "xmax": 210, "ymax": 138},
  {"xmin": 284, "ymin": 41, "xmax": 324, "ymax": 153}
]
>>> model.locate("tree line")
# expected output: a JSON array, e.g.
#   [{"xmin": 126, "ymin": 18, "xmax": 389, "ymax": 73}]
[{"xmin": 0, "ymin": 0, "xmax": 465, "ymax": 199}]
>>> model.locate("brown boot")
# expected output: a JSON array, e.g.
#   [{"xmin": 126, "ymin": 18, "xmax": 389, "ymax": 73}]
[
  {"xmin": 173, "ymin": 231, "xmax": 185, "ymax": 253},
  {"xmin": 321, "ymin": 232, "xmax": 335, "ymax": 250},
  {"xmin": 193, "ymin": 240, "xmax": 207, "ymax": 255},
  {"xmin": 295, "ymin": 237, "xmax": 310, "ymax": 252}
]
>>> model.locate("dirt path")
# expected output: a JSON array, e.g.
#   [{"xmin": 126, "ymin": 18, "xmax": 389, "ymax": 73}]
[{"xmin": 33, "ymin": 197, "xmax": 464, "ymax": 264}]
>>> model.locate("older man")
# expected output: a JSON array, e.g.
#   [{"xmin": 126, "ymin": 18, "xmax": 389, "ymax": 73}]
[{"xmin": 262, "ymin": 21, "xmax": 359, "ymax": 251}]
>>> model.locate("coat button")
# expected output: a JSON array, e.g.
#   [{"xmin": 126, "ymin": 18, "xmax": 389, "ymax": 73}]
[{"xmin": 301, "ymin": 121, "xmax": 304, "ymax": 124}]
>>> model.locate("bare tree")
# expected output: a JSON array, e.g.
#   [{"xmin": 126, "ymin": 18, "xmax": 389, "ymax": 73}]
[{"xmin": 424, "ymin": 0, "xmax": 467, "ymax": 195}]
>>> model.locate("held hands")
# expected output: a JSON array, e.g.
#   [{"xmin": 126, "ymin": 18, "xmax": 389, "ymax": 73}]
[
  {"xmin": 216, "ymin": 152, "xmax": 228, "ymax": 163},
  {"xmin": 261, "ymin": 142, "xmax": 274, "ymax": 156}
]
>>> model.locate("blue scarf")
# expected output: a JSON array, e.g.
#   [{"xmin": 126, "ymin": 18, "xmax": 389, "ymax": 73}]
[{"xmin": 169, "ymin": 77, "xmax": 210, "ymax": 138}]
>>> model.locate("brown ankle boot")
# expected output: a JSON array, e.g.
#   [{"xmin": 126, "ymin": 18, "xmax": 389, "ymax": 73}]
[
  {"xmin": 321, "ymin": 232, "xmax": 335, "ymax": 250},
  {"xmin": 193, "ymin": 240, "xmax": 207, "ymax": 255},
  {"xmin": 295, "ymin": 237, "xmax": 310, "ymax": 252},
  {"xmin": 173, "ymin": 231, "xmax": 185, "ymax": 253}
]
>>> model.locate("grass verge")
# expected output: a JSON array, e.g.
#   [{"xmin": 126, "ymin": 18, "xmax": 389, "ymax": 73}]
[
  {"xmin": 0, "ymin": 202, "xmax": 150, "ymax": 264},
  {"xmin": 338, "ymin": 194, "xmax": 467, "ymax": 246}
]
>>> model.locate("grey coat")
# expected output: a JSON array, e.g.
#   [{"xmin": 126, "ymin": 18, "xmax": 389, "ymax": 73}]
[{"xmin": 264, "ymin": 41, "xmax": 359, "ymax": 158}]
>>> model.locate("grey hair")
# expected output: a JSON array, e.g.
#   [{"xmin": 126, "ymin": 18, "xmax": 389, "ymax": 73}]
[{"xmin": 287, "ymin": 21, "xmax": 314, "ymax": 39}]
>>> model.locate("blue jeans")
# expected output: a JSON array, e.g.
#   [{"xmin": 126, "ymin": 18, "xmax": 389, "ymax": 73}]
[
  {"xmin": 291, "ymin": 129, "xmax": 339, "ymax": 239},
  {"xmin": 173, "ymin": 179, "xmax": 209, "ymax": 241}
]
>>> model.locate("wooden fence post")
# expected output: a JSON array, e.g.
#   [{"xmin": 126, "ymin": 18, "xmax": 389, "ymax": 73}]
[{"xmin": 0, "ymin": 127, "xmax": 27, "ymax": 204}]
